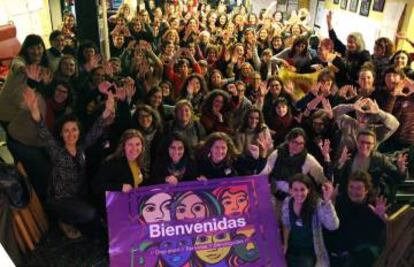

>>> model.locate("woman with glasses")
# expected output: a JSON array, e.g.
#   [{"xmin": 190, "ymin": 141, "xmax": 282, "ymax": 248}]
[
  {"xmin": 335, "ymin": 129, "xmax": 407, "ymax": 202},
  {"xmin": 260, "ymin": 128, "xmax": 328, "ymax": 201}
]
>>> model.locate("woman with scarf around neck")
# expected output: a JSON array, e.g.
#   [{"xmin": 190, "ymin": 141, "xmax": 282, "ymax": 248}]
[
  {"xmin": 268, "ymin": 97, "xmax": 298, "ymax": 146},
  {"xmin": 197, "ymin": 132, "xmax": 266, "ymax": 180},
  {"xmin": 43, "ymin": 80, "xmax": 73, "ymax": 130},
  {"xmin": 260, "ymin": 128, "xmax": 328, "ymax": 205},
  {"xmin": 152, "ymin": 132, "xmax": 198, "ymax": 185},
  {"xmin": 164, "ymin": 100, "xmax": 206, "ymax": 149}
]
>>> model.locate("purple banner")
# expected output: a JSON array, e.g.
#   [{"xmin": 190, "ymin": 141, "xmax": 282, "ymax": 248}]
[{"xmin": 106, "ymin": 175, "xmax": 286, "ymax": 267}]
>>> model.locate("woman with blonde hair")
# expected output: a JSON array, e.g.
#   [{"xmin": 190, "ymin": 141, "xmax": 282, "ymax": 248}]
[{"xmin": 95, "ymin": 129, "xmax": 147, "ymax": 194}]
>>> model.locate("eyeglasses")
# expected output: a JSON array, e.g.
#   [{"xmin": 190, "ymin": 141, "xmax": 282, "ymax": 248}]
[
  {"xmin": 269, "ymin": 83, "xmax": 281, "ymax": 87},
  {"xmin": 358, "ymin": 140, "xmax": 374, "ymax": 146},
  {"xmin": 290, "ymin": 140, "xmax": 305, "ymax": 146}
]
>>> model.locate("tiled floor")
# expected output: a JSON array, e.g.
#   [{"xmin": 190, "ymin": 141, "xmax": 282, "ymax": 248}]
[{"xmin": 22, "ymin": 224, "xmax": 108, "ymax": 267}]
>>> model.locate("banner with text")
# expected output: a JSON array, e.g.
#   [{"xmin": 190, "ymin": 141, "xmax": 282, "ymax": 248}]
[{"xmin": 106, "ymin": 175, "xmax": 285, "ymax": 267}]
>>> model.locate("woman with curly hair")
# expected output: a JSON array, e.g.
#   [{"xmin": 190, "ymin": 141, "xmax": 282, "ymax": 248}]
[
  {"xmin": 196, "ymin": 132, "xmax": 240, "ymax": 180},
  {"xmin": 179, "ymin": 73, "xmax": 208, "ymax": 114},
  {"xmin": 152, "ymin": 132, "xmax": 198, "ymax": 185},
  {"xmin": 200, "ymin": 89, "xmax": 233, "ymax": 135}
]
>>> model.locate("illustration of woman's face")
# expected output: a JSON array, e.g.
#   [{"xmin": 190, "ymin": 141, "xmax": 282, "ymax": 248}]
[
  {"xmin": 141, "ymin": 193, "xmax": 172, "ymax": 223},
  {"xmin": 221, "ymin": 190, "xmax": 249, "ymax": 216},
  {"xmin": 160, "ymin": 236, "xmax": 193, "ymax": 266},
  {"xmin": 195, "ymin": 233, "xmax": 231, "ymax": 264},
  {"xmin": 175, "ymin": 192, "xmax": 207, "ymax": 220}
]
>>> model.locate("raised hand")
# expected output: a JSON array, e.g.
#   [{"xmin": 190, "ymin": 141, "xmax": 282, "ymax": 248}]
[
  {"xmin": 25, "ymin": 65, "xmax": 42, "ymax": 82},
  {"xmin": 196, "ymin": 175, "xmax": 208, "ymax": 182},
  {"xmin": 122, "ymin": 183, "xmax": 133, "ymax": 193},
  {"xmin": 338, "ymin": 85, "xmax": 357, "ymax": 100},
  {"xmin": 353, "ymin": 97, "xmax": 366, "ymax": 114},
  {"xmin": 41, "ymin": 68, "xmax": 54, "ymax": 85},
  {"xmin": 306, "ymin": 96, "xmax": 322, "ymax": 111},
  {"xmin": 338, "ymin": 146, "xmax": 351, "ymax": 168},
  {"xmin": 319, "ymin": 139, "xmax": 331, "ymax": 162},
  {"xmin": 248, "ymin": 144, "xmax": 260, "ymax": 160},
  {"xmin": 396, "ymin": 153, "xmax": 408, "ymax": 173},
  {"xmin": 322, "ymin": 181, "xmax": 334, "ymax": 202},
  {"xmin": 165, "ymin": 175, "xmax": 179, "ymax": 185},
  {"xmin": 321, "ymin": 98, "xmax": 333, "ymax": 118},
  {"xmin": 23, "ymin": 88, "xmax": 41, "ymax": 122},
  {"xmin": 102, "ymin": 92, "xmax": 115, "ymax": 119},
  {"xmin": 103, "ymin": 61, "xmax": 114, "ymax": 77},
  {"xmin": 393, "ymin": 78, "xmax": 414, "ymax": 97},
  {"xmin": 369, "ymin": 196, "xmax": 389, "ymax": 220},
  {"xmin": 284, "ymin": 80, "xmax": 295, "ymax": 95},
  {"xmin": 364, "ymin": 98, "xmax": 380, "ymax": 115}
]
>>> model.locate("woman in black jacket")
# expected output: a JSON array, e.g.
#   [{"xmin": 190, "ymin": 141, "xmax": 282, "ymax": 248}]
[
  {"xmin": 152, "ymin": 132, "xmax": 198, "ymax": 185},
  {"xmin": 94, "ymin": 129, "xmax": 149, "ymax": 214}
]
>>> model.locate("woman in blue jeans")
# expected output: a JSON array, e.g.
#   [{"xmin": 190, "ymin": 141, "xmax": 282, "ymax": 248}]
[{"xmin": 24, "ymin": 88, "xmax": 115, "ymax": 239}]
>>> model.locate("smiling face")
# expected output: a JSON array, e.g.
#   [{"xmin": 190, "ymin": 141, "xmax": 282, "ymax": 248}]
[
  {"xmin": 275, "ymin": 103, "xmax": 288, "ymax": 117},
  {"xmin": 347, "ymin": 36, "xmax": 358, "ymax": 53},
  {"xmin": 394, "ymin": 52, "xmax": 409, "ymax": 69},
  {"xmin": 53, "ymin": 84, "xmax": 69, "ymax": 104},
  {"xmin": 141, "ymin": 193, "xmax": 172, "ymax": 223},
  {"xmin": 60, "ymin": 57, "xmax": 76, "ymax": 77},
  {"xmin": 347, "ymin": 180, "xmax": 368, "ymax": 203},
  {"xmin": 61, "ymin": 121, "xmax": 80, "ymax": 147},
  {"xmin": 288, "ymin": 135, "xmax": 305, "ymax": 156},
  {"xmin": 175, "ymin": 192, "xmax": 207, "ymax": 220},
  {"xmin": 290, "ymin": 181, "xmax": 310, "ymax": 204},
  {"xmin": 137, "ymin": 111, "xmax": 153, "ymax": 129},
  {"xmin": 210, "ymin": 140, "xmax": 228, "ymax": 164},
  {"xmin": 247, "ymin": 111, "xmax": 260, "ymax": 129},
  {"xmin": 124, "ymin": 137, "xmax": 143, "ymax": 162},
  {"xmin": 212, "ymin": 95, "xmax": 224, "ymax": 113},
  {"xmin": 176, "ymin": 104, "xmax": 192, "ymax": 126},
  {"xmin": 195, "ymin": 233, "xmax": 231, "ymax": 264},
  {"xmin": 357, "ymin": 134, "xmax": 375, "ymax": 158},
  {"xmin": 385, "ymin": 72, "xmax": 402, "ymax": 90},
  {"xmin": 169, "ymin": 140, "xmax": 185, "ymax": 164},
  {"xmin": 27, "ymin": 44, "xmax": 44, "ymax": 64},
  {"xmin": 359, "ymin": 69, "xmax": 374, "ymax": 88}
]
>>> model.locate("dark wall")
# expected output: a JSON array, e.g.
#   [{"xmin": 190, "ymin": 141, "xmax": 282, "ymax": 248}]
[{"xmin": 75, "ymin": 0, "xmax": 100, "ymax": 47}]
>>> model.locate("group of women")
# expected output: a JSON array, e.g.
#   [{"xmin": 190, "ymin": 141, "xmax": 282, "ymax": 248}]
[{"xmin": 0, "ymin": 1, "xmax": 412, "ymax": 266}]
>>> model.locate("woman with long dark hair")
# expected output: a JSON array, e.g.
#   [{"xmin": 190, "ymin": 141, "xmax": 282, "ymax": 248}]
[
  {"xmin": 24, "ymin": 88, "xmax": 114, "ymax": 239},
  {"xmin": 282, "ymin": 173, "xmax": 338, "ymax": 267},
  {"xmin": 152, "ymin": 132, "xmax": 198, "ymax": 184},
  {"xmin": 0, "ymin": 34, "xmax": 51, "ymax": 201}
]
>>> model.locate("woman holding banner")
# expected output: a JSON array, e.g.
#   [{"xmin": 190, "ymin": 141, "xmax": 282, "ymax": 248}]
[{"xmin": 152, "ymin": 132, "xmax": 198, "ymax": 185}]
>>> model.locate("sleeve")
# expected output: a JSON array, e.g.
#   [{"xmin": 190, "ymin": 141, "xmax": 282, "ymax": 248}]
[
  {"xmin": 328, "ymin": 29, "xmax": 346, "ymax": 56},
  {"xmin": 37, "ymin": 120, "xmax": 63, "ymax": 163},
  {"xmin": 281, "ymin": 197, "xmax": 291, "ymax": 228},
  {"xmin": 306, "ymin": 154, "xmax": 328, "ymax": 185},
  {"xmin": 372, "ymin": 110, "xmax": 400, "ymax": 145},
  {"xmin": 259, "ymin": 149, "xmax": 278, "ymax": 175},
  {"xmin": 83, "ymin": 115, "xmax": 107, "ymax": 148},
  {"xmin": 317, "ymin": 200, "xmax": 340, "ymax": 231}
]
